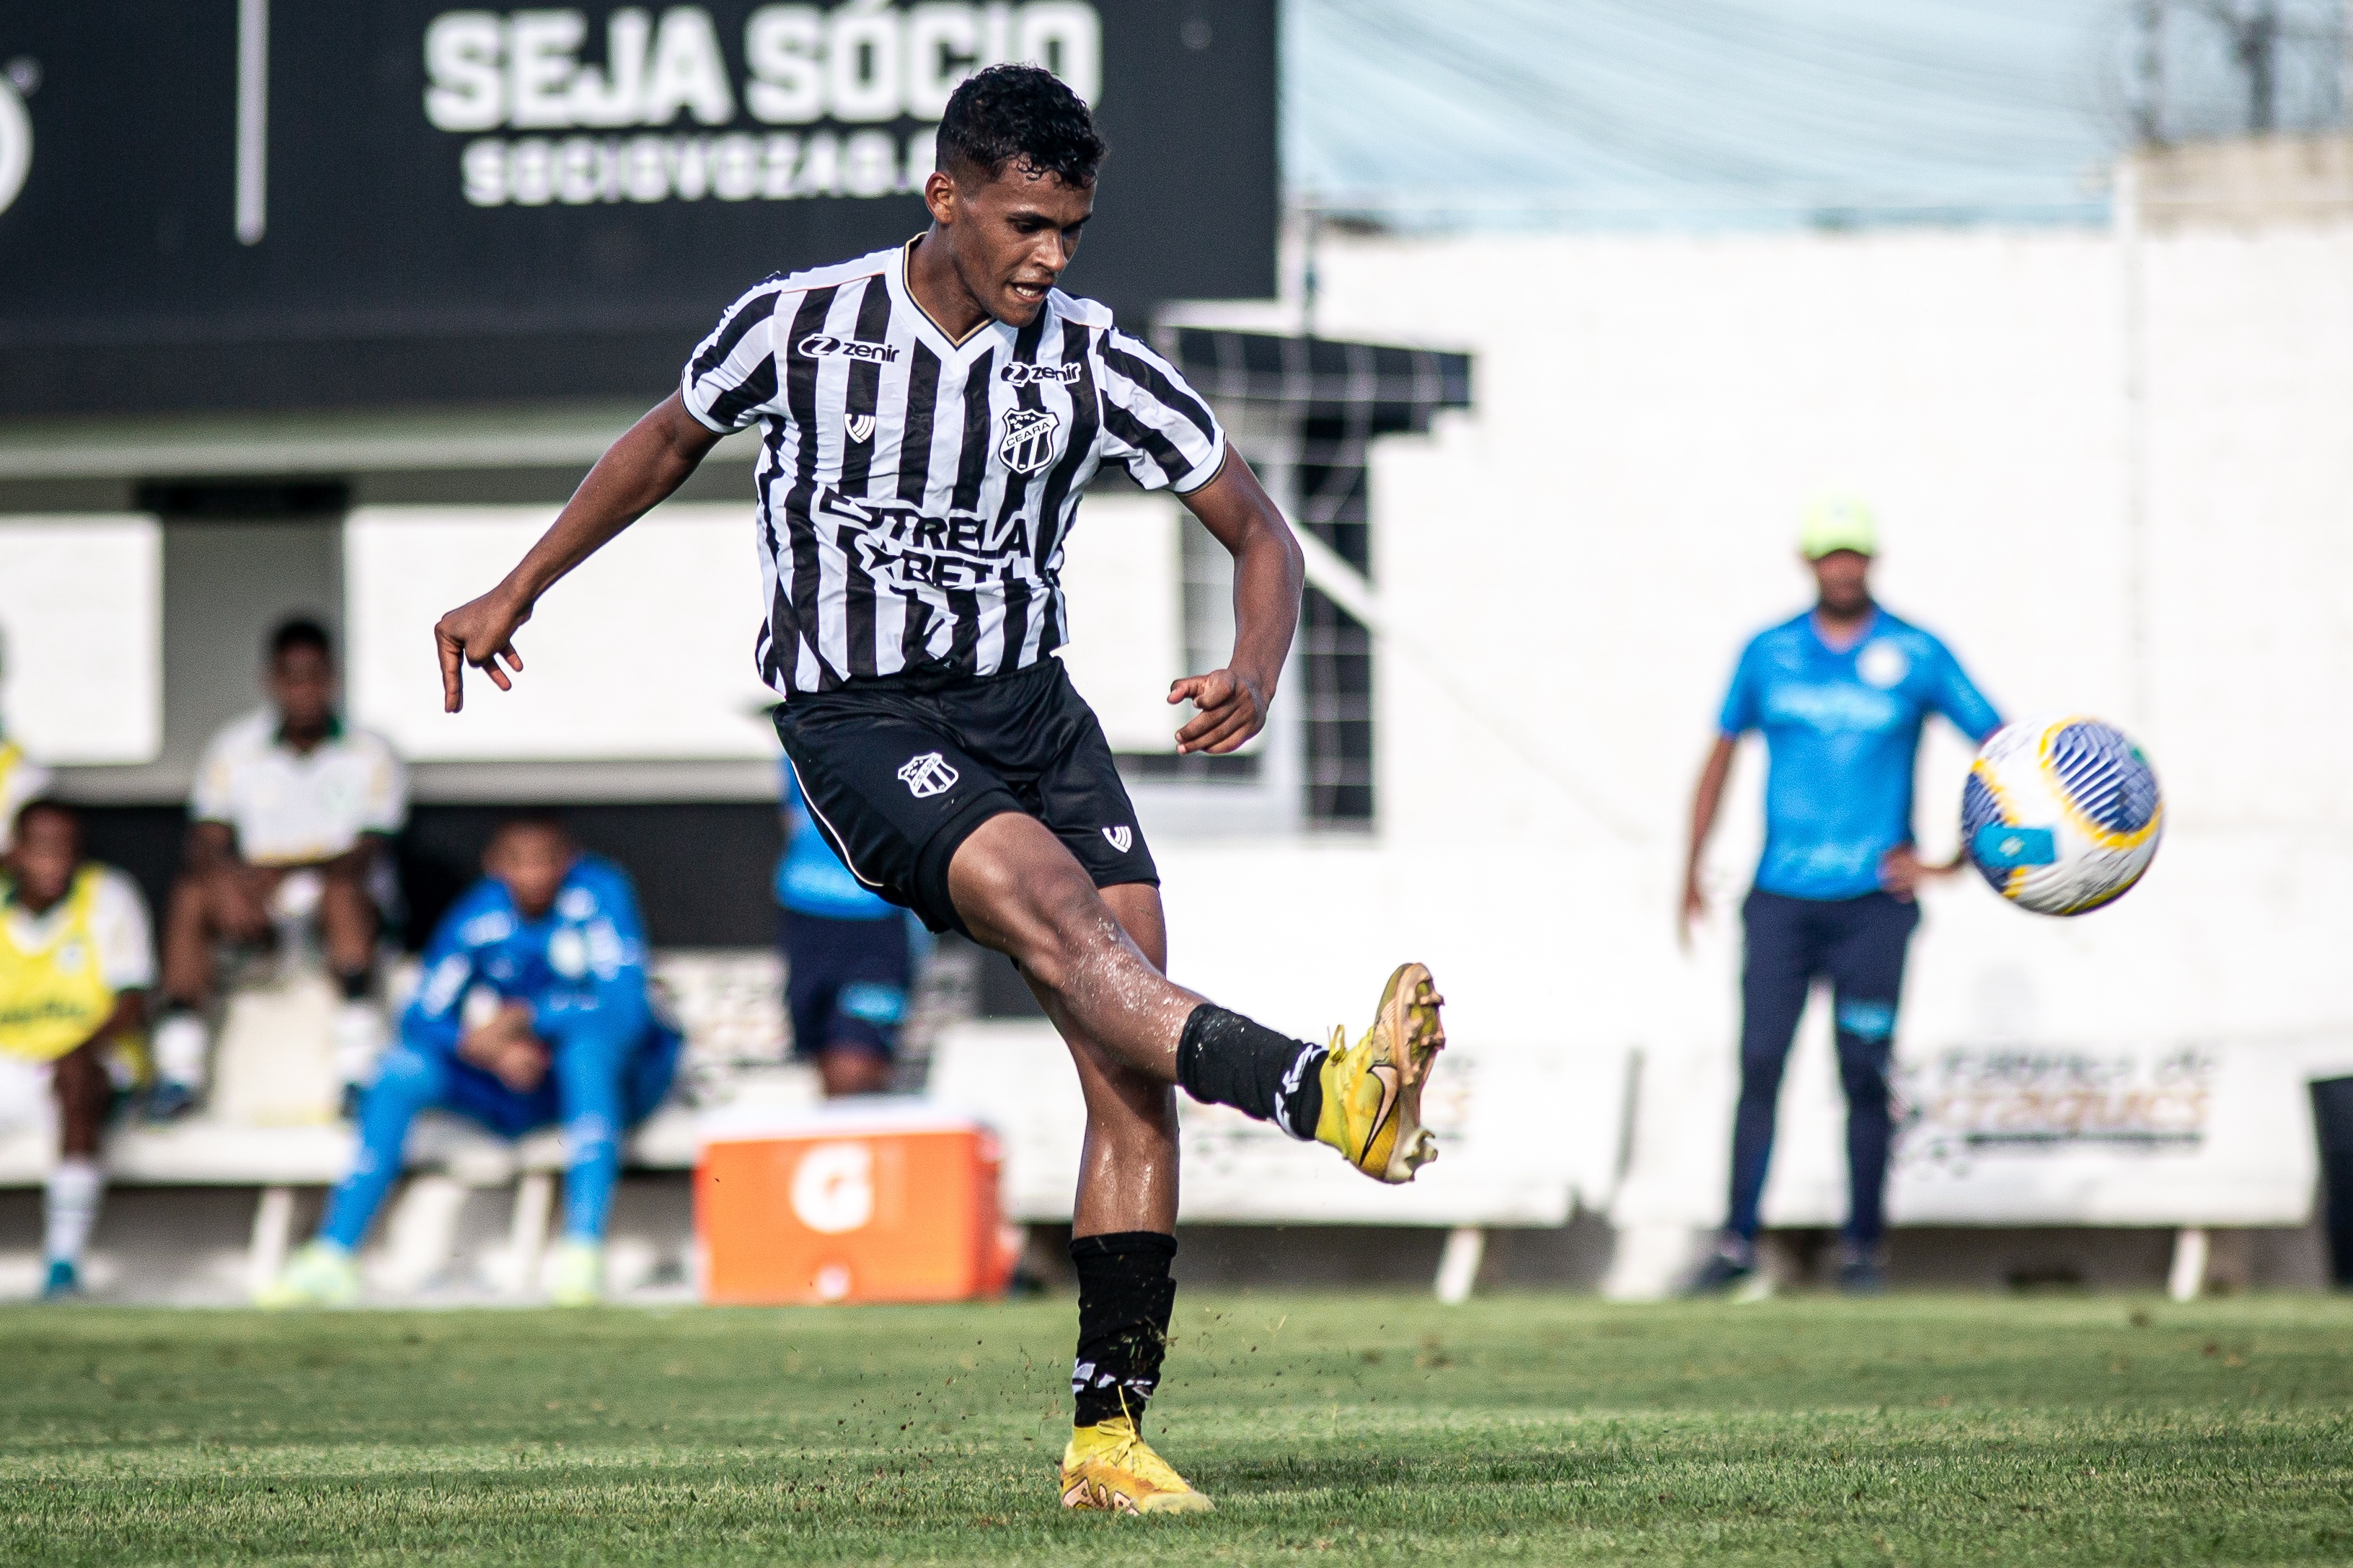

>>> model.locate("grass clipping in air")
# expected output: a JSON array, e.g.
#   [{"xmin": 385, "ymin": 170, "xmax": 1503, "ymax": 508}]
[{"xmin": 5, "ymin": 1293, "xmax": 2352, "ymax": 1564}]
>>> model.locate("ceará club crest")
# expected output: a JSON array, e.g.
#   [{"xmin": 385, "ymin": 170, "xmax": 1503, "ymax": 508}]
[{"xmin": 997, "ymin": 408, "xmax": 1060, "ymax": 474}]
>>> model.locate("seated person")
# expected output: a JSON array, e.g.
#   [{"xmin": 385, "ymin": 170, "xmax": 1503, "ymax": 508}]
[
  {"xmin": 777, "ymin": 758, "xmax": 912, "ymax": 1097},
  {"xmin": 154, "ymin": 617, "xmax": 407, "ymax": 1119},
  {"xmin": 0, "ymin": 801, "xmax": 154, "ymax": 1298},
  {"xmin": 262, "ymin": 815, "xmax": 681, "ymax": 1307}
]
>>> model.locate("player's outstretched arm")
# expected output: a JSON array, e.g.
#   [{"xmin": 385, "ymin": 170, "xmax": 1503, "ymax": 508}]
[
  {"xmin": 1167, "ymin": 455, "xmax": 1304, "ymax": 755},
  {"xmin": 435, "ymin": 392, "xmax": 723, "ymax": 712}
]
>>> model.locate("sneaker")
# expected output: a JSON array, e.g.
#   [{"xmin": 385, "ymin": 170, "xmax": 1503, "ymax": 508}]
[
  {"xmin": 149, "ymin": 1014, "xmax": 210, "ymax": 1105},
  {"xmin": 1837, "ymin": 1247, "xmax": 1888, "ymax": 1296},
  {"xmin": 332, "ymin": 1002, "xmax": 385, "ymax": 1094},
  {"xmin": 40, "ymin": 1259, "xmax": 81, "ymax": 1300},
  {"xmin": 255, "ymin": 1241, "xmax": 361, "ymax": 1308},
  {"xmin": 1059, "ymin": 1417, "xmax": 1214, "ymax": 1514},
  {"xmin": 1683, "ymin": 1241, "xmax": 1756, "ymax": 1297},
  {"xmin": 142, "ymin": 1079, "xmax": 200, "ymax": 1124},
  {"xmin": 1314, "ymin": 962, "xmax": 1447, "ymax": 1184},
  {"xmin": 548, "ymin": 1239, "xmax": 604, "ymax": 1307}
]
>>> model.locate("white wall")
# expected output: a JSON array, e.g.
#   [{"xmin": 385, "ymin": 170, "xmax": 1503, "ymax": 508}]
[
  {"xmin": 0, "ymin": 515, "xmax": 162, "ymax": 764},
  {"xmin": 1147, "ymin": 218, "xmax": 2353, "ymax": 1228},
  {"xmin": 347, "ymin": 504, "xmax": 779, "ymax": 761}
]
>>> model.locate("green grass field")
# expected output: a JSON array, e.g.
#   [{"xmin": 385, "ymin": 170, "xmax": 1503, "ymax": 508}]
[{"xmin": 5, "ymin": 1293, "xmax": 2351, "ymax": 1565}]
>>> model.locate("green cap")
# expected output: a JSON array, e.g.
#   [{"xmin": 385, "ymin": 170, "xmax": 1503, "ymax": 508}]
[{"xmin": 1799, "ymin": 494, "xmax": 1878, "ymax": 559}]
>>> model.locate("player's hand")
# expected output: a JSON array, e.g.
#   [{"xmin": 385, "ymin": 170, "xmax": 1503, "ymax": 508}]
[
  {"xmin": 459, "ymin": 1006, "xmax": 549, "ymax": 1091},
  {"xmin": 487, "ymin": 1039, "xmax": 549, "ymax": 1093},
  {"xmin": 1677, "ymin": 872, "xmax": 1707, "ymax": 949},
  {"xmin": 1879, "ymin": 845, "xmax": 1957, "ymax": 901},
  {"xmin": 1168, "ymin": 667, "xmax": 1270, "ymax": 755},
  {"xmin": 435, "ymin": 585, "xmax": 534, "ymax": 712}
]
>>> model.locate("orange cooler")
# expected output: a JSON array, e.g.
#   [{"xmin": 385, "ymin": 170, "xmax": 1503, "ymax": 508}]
[{"xmin": 697, "ymin": 1102, "xmax": 1017, "ymax": 1306}]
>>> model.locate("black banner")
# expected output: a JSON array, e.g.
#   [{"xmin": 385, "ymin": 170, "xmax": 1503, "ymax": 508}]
[{"xmin": 0, "ymin": 1, "xmax": 1274, "ymax": 417}]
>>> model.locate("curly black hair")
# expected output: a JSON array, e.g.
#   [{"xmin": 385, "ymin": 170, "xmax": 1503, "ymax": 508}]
[{"xmin": 937, "ymin": 63, "xmax": 1106, "ymax": 187}]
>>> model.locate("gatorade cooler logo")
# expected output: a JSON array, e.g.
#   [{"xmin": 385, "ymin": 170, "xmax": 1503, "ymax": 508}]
[{"xmin": 790, "ymin": 1141, "xmax": 875, "ymax": 1233}]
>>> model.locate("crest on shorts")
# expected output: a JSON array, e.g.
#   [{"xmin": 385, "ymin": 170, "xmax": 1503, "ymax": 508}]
[
  {"xmin": 897, "ymin": 751, "xmax": 960, "ymax": 799},
  {"xmin": 997, "ymin": 407, "xmax": 1061, "ymax": 474},
  {"xmin": 1100, "ymin": 825, "xmax": 1133, "ymax": 854}
]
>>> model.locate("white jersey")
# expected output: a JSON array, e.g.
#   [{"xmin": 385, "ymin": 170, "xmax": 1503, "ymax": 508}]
[
  {"xmin": 1, "ymin": 864, "xmax": 154, "ymax": 993},
  {"xmin": 189, "ymin": 710, "xmax": 408, "ymax": 867},
  {"xmin": 682, "ymin": 240, "xmax": 1227, "ymax": 697}
]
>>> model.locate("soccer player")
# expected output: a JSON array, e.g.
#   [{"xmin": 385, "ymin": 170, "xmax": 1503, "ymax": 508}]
[
  {"xmin": 262, "ymin": 815, "xmax": 681, "ymax": 1308},
  {"xmin": 1679, "ymin": 497, "xmax": 2001, "ymax": 1295},
  {"xmin": 154, "ymin": 618, "xmax": 407, "ymax": 1120},
  {"xmin": 432, "ymin": 66, "xmax": 1446, "ymax": 1512},
  {"xmin": 0, "ymin": 801, "xmax": 155, "ymax": 1298},
  {"xmin": 777, "ymin": 757, "xmax": 910, "ymax": 1097}
]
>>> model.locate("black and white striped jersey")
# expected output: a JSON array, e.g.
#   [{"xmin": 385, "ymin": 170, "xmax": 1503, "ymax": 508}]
[{"xmin": 681, "ymin": 241, "xmax": 1227, "ymax": 698}]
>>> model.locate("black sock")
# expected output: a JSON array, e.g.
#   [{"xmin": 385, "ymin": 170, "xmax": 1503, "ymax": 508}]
[
  {"xmin": 1069, "ymin": 1232, "xmax": 1178, "ymax": 1427},
  {"xmin": 335, "ymin": 967, "xmax": 373, "ymax": 1004},
  {"xmin": 1175, "ymin": 1004, "xmax": 1325, "ymax": 1140}
]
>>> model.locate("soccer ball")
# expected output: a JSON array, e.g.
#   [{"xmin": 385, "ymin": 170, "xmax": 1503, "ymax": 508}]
[{"xmin": 1959, "ymin": 716, "xmax": 2163, "ymax": 916}]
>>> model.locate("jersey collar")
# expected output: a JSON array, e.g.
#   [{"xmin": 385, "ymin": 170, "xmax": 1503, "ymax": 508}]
[
  {"xmin": 272, "ymin": 712, "xmax": 347, "ymax": 750},
  {"xmin": 891, "ymin": 236, "xmax": 1017, "ymax": 360},
  {"xmin": 1808, "ymin": 606, "xmax": 1879, "ymax": 657}
]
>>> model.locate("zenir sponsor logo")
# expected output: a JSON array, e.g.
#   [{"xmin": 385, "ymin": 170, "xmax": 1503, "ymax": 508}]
[
  {"xmin": 997, "ymin": 407, "xmax": 1060, "ymax": 473},
  {"xmin": 897, "ymin": 750, "xmax": 959, "ymax": 799},
  {"xmin": 798, "ymin": 333, "xmax": 899, "ymax": 363},
  {"xmin": 999, "ymin": 360, "xmax": 1083, "ymax": 387}
]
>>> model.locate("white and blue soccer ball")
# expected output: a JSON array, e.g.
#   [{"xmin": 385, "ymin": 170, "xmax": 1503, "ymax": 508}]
[{"xmin": 1960, "ymin": 716, "xmax": 2163, "ymax": 916}]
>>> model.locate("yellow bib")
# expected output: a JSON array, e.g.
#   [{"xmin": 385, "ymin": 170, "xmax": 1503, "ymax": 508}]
[{"xmin": 0, "ymin": 866, "xmax": 117, "ymax": 1063}]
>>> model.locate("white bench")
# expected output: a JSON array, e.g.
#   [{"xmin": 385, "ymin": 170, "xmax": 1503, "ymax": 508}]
[
  {"xmin": 0, "ymin": 1106, "xmax": 700, "ymax": 1296},
  {"xmin": 0, "ymin": 949, "xmax": 787, "ymax": 1298}
]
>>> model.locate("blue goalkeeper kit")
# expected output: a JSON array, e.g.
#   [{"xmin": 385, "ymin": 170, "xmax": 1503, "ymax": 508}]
[{"xmin": 319, "ymin": 854, "xmax": 680, "ymax": 1250}]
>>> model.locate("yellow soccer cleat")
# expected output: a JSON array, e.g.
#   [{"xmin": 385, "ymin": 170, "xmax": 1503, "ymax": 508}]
[
  {"xmin": 255, "ymin": 1240, "xmax": 361, "ymax": 1308},
  {"xmin": 1059, "ymin": 1416, "xmax": 1214, "ymax": 1515},
  {"xmin": 1315, "ymin": 961, "xmax": 1447, "ymax": 1183},
  {"xmin": 547, "ymin": 1239, "xmax": 604, "ymax": 1306}
]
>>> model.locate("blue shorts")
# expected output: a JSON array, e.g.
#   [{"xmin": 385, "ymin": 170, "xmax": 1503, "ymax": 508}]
[{"xmin": 780, "ymin": 907, "xmax": 911, "ymax": 1061}]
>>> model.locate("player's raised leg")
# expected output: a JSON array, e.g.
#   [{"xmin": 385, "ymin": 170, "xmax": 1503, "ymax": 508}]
[{"xmin": 950, "ymin": 812, "xmax": 1444, "ymax": 1187}]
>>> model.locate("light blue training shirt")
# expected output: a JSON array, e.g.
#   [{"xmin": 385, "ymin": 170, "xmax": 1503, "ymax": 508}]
[
  {"xmin": 1718, "ymin": 608, "xmax": 2003, "ymax": 902},
  {"xmin": 774, "ymin": 758, "xmax": 896, "ymax": 921}
]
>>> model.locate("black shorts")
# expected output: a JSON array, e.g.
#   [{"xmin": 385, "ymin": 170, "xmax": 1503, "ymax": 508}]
[{"xmin": 771, "ymin": 657, "xmax": 1157, "ymax": 936}]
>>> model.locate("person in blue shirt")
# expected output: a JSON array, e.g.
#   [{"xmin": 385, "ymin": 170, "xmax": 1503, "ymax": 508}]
[
  {"xmin": 777, "ymin": 758, "xmax": 912, "ymax": 1097},
  {"xmin": 260, "ymin": 815, "xmax": 680, "ymax": 1307},
  {"xmin": 1679, "ymin": 497, "xmax": 2002, "ymax": 1295}
]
